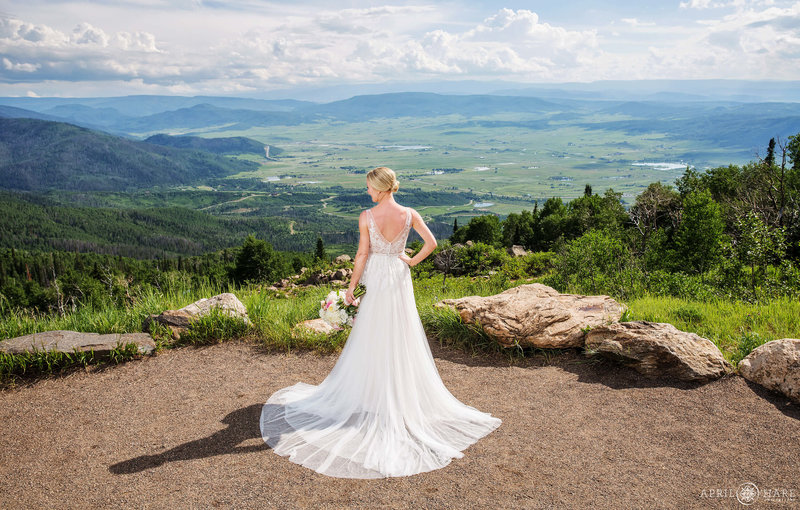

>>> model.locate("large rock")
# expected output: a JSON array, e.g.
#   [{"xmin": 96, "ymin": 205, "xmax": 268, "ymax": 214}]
[
  {"xmin": 334, "ymin": 254, "xmax": 352, "ymax": 264},
  {"xmin": 0, "ymin": 330, "xmax": 155, "ymax": 356},
  {"xmin": 143, "ymin": 293, "xmax": 250, "ymax": 339},
  {"xmin": 435, "ymin": 283, "xmax": 624, "ymax": 348},
  {"xmin": 738, "ymin": 338, "xmax": 800, "ymax": 402},
  {"xmin": 585, "ymin": 321, "xmax": 731, "ymax": 382},
  {"xmin": 508, "ymin": 245, "xmax": 529, "ymax": 257}
]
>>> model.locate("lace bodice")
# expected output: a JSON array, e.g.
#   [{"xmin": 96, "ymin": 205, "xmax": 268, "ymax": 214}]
[{"xmin": 366, "ymin": 207, "xmax": 412, "ymax": 256}]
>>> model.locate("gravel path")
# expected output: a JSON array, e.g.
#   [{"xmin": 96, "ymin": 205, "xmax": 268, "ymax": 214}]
[{"xmin": 1, "ymin": 339, "xmax": 798, "ymax": 509}]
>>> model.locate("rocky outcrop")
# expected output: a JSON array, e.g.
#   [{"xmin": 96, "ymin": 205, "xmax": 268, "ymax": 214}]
[
  {"xmin": 585, "ymin": 321, "xmax": 731, "ymax": 382},
  {"xmin": 738, "ymin": 338, "xmax": 800, "ymax": 402},
  {"xmin": 508, "ymin": 245, "xmax": 529, "ymax": 257},
  {"xmin": 435, "ymin": 283, "xmax": 624, "ymax": 348},
  {"xmin": 0, "ymin": 330, "xmax": 155, "ymax": 356},
  {"xmin": 300, "ymin": 268, "xmax": 353, "ymax": 286},
  {"xmin": 143, "ymin": 293, "xmax": 250, "ymax": 339},
  {"xmin": 334, "ymin": 254, "xmax": 352, "ymax": 264}
]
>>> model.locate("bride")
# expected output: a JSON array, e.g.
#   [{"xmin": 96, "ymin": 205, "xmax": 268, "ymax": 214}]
[{"xmin": 260, "ymin": 166, "xmax": 502, "ymax": 479}]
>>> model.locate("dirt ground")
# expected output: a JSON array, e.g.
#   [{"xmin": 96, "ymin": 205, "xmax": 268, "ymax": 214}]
[{"xmin": 1, "ymin": 339, "xmax": 798, "ymax": 509}]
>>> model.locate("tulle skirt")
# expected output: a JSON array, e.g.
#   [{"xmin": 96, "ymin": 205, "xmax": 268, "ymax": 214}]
[{"xmin": 260, "ymin": 253, "xmax": 502, "ymax": 478}]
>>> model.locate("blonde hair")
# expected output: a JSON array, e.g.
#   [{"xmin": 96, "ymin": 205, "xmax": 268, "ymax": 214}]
[{"xmin": 367, "ymin": 166, "xmax": 399, "ymax": 193}]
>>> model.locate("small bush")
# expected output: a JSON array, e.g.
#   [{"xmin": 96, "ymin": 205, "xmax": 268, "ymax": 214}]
[
  {"xmin": 521, "ymin": 251, "xmax": 555, "ymax": 276},
  {"xmin": 455, "ymin": 242, "xmax": 509, "ymax": 275},
  {"xmin": 731, "ymin": 332, "xmax": 766, "ymax": 367}
]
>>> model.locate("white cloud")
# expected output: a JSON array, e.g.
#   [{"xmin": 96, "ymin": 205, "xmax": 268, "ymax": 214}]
[
  {"xmin": 0, "ymin": 2, "xmax": 799, "ymax": 95},
  {"xmin": 680, "ymin": 0, "xmax": 778, "ymax": 8},
  {"xmin": 3, "ymin": 57, "xmax": 40, "ymax": 72},
  {"xmin": 620, "ymin": 18, "xmax": 656, "ymax": 27}
]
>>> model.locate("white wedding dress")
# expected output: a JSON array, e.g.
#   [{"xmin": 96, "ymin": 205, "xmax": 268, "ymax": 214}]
[{"xmin": 260, "ymin": 206, "xmax": 501, "ymax": 478}]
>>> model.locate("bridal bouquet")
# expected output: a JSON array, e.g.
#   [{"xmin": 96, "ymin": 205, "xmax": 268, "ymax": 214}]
[{"xmin": 319, "ymin": 284, "xmax": 366, "ymax": 330}]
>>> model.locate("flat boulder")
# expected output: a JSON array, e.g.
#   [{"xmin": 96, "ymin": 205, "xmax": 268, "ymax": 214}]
[
  {"xmin": 0, "ymin": 330, "xmax": 155, "ymax": 356},
  {"xmin": 738, "ymin": 338, "xmax": 800, "ymax": 402},
  {"xmin": 585, "ymin": 321, "xmax": 731, "ymax": 382},
  {"xmin": 143, "ymin": 293, "xmax": 250, "ymax": 339},
  {"xmin": 293, "ymin": 318, "xmax": 338, "ymax": 336},
  {"xmin": 435, "ymin": 283, "xmax": 624, "ymax": 348}
]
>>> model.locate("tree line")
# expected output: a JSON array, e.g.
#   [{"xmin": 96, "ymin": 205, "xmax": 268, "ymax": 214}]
[{"xmin": 447, "ymin": 133, "xmax": 800, "ymax": 301}]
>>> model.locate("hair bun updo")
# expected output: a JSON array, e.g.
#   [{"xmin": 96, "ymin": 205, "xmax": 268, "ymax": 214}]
[{"xmin": 367, "ymin": 166, "xmax": 400, "ymax": 194}]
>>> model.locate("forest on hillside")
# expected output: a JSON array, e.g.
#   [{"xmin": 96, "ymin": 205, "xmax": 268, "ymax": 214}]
[
  {"xmin": 0, "ymin": 118, "xmax": 260, "ymax": 191},
  {"xmin": 2, "ymin": 133, "xmax": 798, "ymax": 317}
]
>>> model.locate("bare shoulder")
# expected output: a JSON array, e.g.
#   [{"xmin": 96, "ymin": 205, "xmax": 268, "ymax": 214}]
[
  {"xmin": 358, "ymin": 209, "xmax": 369, "ymax": 227},
  {"xmin": 406, "ymin": 207, "xmax": 424, "ymax": 225}
]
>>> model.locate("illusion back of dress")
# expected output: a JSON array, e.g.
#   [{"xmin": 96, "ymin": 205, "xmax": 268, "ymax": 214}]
[{"xmin": 366, "ymin": 207, "xmax": 411, "ymax": 256}]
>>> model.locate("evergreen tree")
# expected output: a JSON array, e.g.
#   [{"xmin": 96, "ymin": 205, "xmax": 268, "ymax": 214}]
[
  {"xmin": 765, "ymin": 138, "xmax": 776, "ymax": 168},
  {"xmin": 315, "ymin": 236, "xmax": 327, "ymax": 262},
  {"xmin": 453, "ymin": 217, "xmax": 459, "ymax": 234},
  {"xmin": 234, "ymin": 235, "xmax": 279, "ymax": 283}
]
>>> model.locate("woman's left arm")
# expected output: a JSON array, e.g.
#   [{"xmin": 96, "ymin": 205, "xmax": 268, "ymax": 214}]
[{"xmin": 399, "ymin": 208, "xmax": 437, "ymax": 267}]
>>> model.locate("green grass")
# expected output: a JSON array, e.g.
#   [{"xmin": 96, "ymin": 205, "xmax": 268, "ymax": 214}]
[
  {"xmin": 177, "ymin": 307, "xmax": 253, "ymax": 346},
  {"xmin": 0, "ymin": 342, "xmax": 146, "ymax": 387},
  {"xmin": 625, "ymin": 295, "xmax": 800, "ymax": 365},
  {"xmin": 3, "ymin": 273, "xmax": 798, "ymax": 386},
  {"xmin": 0, "ymin": 279, "xmax": 232, "ymax": 340}
]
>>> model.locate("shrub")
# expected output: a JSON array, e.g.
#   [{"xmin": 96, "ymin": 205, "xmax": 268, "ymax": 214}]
[
  {"xmin": 454, "ymin": 242, "xmax": 509, "ymax": 275},
  {"xmin": 545, "ymin": 229, "xmax": 635, "ymax": 296}
]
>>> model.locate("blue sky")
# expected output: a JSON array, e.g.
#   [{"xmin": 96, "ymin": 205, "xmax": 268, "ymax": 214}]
[{"xmin": 1, "ymin": 0, "xmax": 799, "ymax": 97}]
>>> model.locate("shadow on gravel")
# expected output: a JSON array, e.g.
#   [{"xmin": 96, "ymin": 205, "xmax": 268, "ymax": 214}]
[
  {"xmin": 108, "ymin": 403, "xmax": 269, "ymax": 475},
  {"xmin": 740, "ymin": 379, "xmax": 800, "ymax": 421},
  {"xmin": 428, "ymin": 337, "xmax": 730, "ymax": 392},
  {"xmin": 560, "ymin": 356, "xmax": 708, "ymax": 391}
]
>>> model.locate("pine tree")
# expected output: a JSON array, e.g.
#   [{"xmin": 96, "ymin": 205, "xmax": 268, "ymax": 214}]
[
  {"xmin": 315, "ymin": 237, "xmax": 327, "ymax": 261},
  {"xmin": 766, "ymin": 138, "xmax": 776, "ymax": 167}
]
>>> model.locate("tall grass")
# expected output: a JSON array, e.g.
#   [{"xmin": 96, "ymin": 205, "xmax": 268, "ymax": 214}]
[
  {"xmin": 0, "ymin": 279, "xmax": 231, "ymax": 340},
  {"xmin": 1, "ymin": 342, "xmax": 145, "ymax": 386},
  {"xmin": 626, "ymin": 295, "xmax": 800, "ymax": 365},
  {"xmin": 243, "ymin": 285, "xmax": 350, "ymax": 353}
]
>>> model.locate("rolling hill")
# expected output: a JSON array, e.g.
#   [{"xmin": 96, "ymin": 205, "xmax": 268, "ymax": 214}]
[
  {"xmin": 0, "ymin": 118, "xmax": 260, "ymax": 191},
  {"xmin": 143, "ymin": 133, "xmax": 281, "ymax": 156}
]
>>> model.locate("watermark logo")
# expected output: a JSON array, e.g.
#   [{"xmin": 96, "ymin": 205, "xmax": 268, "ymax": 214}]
[
  {"xmin": 736, "ymin": 482, "xmax": 759, "ymax": 506},
  {"xmin": 701, "ymin": 482, "xmax": 797, "ymax": 505}
]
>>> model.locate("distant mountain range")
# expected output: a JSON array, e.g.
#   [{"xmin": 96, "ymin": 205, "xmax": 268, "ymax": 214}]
[
  {"xmin": 2, "ymin": 91, "xmax": 798, "ymax": 146},
  {"xmin": 0, "ymin": 118, "xmax": 262, "ymax": 191},
  {"xmin": 1, "ymin": 89, "xmax": 799, "ymax": 183},
  {"xmin": 0, "ymin": 92, "xmax": 564, "ymax": 132}
]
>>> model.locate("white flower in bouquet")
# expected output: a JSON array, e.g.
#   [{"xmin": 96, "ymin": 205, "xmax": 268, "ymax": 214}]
[{"xmin": 318, "ymin": 285, "xmax": 366, "ymax": 330}]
